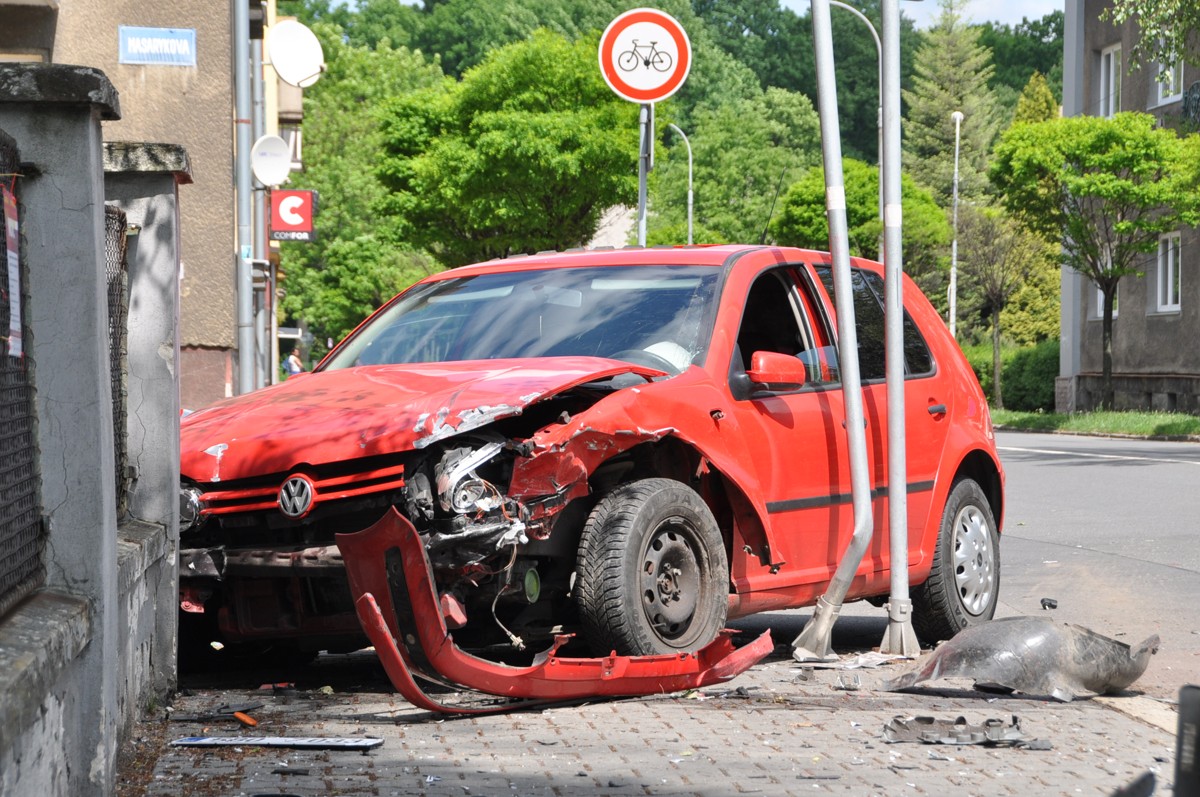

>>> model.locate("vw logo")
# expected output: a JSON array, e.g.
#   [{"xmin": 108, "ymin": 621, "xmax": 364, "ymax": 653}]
[{"xmin": 279, "ymin": 474, "xmax": 315, "ymax": 518}]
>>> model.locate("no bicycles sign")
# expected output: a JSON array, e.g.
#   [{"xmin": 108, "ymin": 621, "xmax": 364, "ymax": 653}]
[{"xmin": 598, "ymin": 8, "xmax": 691, "ymax": 104}]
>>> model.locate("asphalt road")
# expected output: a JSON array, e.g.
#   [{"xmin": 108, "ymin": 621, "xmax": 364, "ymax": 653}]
[{"xmin": 992, "ymin": 430, "xmax": 1200, "ymax": 699}]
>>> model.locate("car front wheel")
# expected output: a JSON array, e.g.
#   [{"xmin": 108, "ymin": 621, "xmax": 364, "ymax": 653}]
[
  {"xmin": 575, "ymin": 478, "xmax": 728, "ymax": 656},
  {"xmin": 912, "ymin": 477, "xmax": 1000, "ymax": 644}
]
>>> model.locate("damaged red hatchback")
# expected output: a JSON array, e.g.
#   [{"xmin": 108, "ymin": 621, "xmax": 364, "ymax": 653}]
[{"xmin": 179, "ymin": 245, "xmax": 1003, "ymax": 703}]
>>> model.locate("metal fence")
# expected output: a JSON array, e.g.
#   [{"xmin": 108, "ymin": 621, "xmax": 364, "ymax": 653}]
[
  {"xmin": 0, "ymin": 130, "xmax": 44, "ymax": 620},
  {"xmin": 104, "ymin": 204, "xmax": 130, "ymax": 518}
]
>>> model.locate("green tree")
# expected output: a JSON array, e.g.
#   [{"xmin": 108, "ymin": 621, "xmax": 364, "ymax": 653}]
[
  {"xmin": 903, "ymin": 0, "xmax": 1003, "ymax": 205},
  {"xmin": 696, "ymin": 0, "xmax": 921, "ymax": 164},
  {"xmin": 955, "ymin": 204, "xmax": 1057, "ymax": 408},
  {"xmin": 411, "ymin": 0, "xmax": 620, "ymax": 76},
  {"xmin": 649, "ymin": 87, "xmax": 821, "ymax": 245},
  {"xmin": 769, "ymin": 159, "xmax": 951, "ymax": 298},
  {"xmin": 376, "ymin": 31, "xmax": 639, "ymax": 266},
  {"xmin": 279, "ymin": 26, "xmax": 445, "ymax": 347},
  {"xmin": 1012, "ymin": 71, "xmax": 1059, "ymax": 124},
  {"xmin": 991, "ymin": 113, "xmax": 1200, "ymax": 408},
  {"xmin": 1107, "ymin": 0, "xmax": 1200, "ymax": 69},
  {"xmin": 976, "ymin": 11, "xmax": 1063, "ymax": 108}
]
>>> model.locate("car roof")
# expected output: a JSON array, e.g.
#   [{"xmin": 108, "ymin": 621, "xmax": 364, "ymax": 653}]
[{"xmin": 430, "ymin": 245, "xmax": 834, "ymax": 280}]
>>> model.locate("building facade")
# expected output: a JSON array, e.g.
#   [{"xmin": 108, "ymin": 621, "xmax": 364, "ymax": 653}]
[
  {"xmin": 1061, "ymin": 0, "xmax": 1200, "ymax": 413},
  {"xmin": 1, "ymin": 0, "xmax": 295, "ymax": 408}
]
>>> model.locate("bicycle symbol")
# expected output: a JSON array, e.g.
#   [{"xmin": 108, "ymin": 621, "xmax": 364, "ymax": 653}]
[{"xmin": 617, "ymin": 39, "xmax": 673, "ymax": 73}]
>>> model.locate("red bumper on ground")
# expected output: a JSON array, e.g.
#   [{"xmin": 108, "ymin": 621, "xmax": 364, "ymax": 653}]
[{"xmin": 336, "ymin": 508, "xmax": 772, "ymax": 714}]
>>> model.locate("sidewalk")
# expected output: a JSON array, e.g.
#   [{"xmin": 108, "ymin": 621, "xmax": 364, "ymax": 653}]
[{"xmin": 116, "ymin": 615, "xmax": 1179, "ymax": 797}]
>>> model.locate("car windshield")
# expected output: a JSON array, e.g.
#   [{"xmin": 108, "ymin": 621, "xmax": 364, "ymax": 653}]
[{"xmin": 322, "ymin": 264, "xmax": 722, "ymax": 375}]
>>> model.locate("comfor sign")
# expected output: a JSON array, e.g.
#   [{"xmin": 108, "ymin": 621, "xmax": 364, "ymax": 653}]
[
  {"xmin": 270, "ymin": 189, "xmax": 316, "ymax": 242},
  {"xmin": 598, "ymin": 8, "xmax": 691, "ymax": 104}
]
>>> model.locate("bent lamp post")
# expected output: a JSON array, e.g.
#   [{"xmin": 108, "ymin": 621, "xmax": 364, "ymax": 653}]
[{"xmin": 792, "ymin": 0, "xmax": 875, "ymax": 662}]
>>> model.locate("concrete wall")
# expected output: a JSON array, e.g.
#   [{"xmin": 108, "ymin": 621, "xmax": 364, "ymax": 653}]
[
  {"xmin": 0, "ymin": 64, "xmax": 184, "ymax": 797},
  {"xmin": 104, "ymin": 141, "xmax": 190, "ymax": 732}
]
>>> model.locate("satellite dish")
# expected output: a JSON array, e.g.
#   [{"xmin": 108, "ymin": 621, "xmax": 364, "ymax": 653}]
[
  {"xmin": 269, "ymin": 20, "xmax": 325, "ymax": 88},
  {"xmin": 250, "ymin": 135, "xmax": 292, "ymax": 186}
]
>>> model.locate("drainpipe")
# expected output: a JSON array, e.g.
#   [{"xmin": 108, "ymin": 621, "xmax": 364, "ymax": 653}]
[
  {"xmin": 792, "ymin": 0, "xmax": 875, "ymax": 662},
  {"xmin": 233, "ymin": 0, "xmax": 255, "ymax": 394}
]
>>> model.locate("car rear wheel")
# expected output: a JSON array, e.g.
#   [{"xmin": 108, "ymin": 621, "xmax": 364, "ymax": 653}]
[
  {"xmin": 912, "ymin": 477, "xmax": 1000, "ymax": 644},
  {"xmin": 575, "ymin": 478, "xmax": 728, "ymax": 656}
]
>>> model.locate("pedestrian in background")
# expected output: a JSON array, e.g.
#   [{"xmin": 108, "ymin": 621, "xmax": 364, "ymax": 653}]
[{"xmin": 285, "ymin": 347, "xmax": 305, "ymax": 378}]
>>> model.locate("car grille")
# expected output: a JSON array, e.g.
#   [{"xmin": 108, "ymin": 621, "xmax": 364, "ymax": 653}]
[{"xmin": 199, "ymin": 462, "xmax": 406, "ymax": 517}]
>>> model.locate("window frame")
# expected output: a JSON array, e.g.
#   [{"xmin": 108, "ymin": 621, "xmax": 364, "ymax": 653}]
[
  {"xmin": 1156, "ymin": 231, "xmax": 1182, "ymax": 313},
  {"xmin": 1154, "ymin": 39, "xmax": 1183, "ymax": 106},
  {"xmin": 1100, "ymin": 43, "xmax": 1122, "ymax": 118}
]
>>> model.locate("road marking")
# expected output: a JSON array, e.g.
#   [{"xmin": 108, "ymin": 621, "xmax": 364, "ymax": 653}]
[{"xmin": 998, "ymin": 445, "xmax": 1200, "ymax": 467}]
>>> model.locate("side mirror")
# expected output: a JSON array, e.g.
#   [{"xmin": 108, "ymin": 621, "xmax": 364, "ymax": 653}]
[{"xmin": 746, "ymin": 350, "xmax": 808, "ymax": 392}]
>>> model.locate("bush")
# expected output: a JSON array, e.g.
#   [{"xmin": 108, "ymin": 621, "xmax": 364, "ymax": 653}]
[
  {"xmin": 960, "ymin": 340, "xmax": 1057, "ymax": 411},
  {"xmin": 1002, "ymin": 339, "xmax": 1058, "ymax": 411}
]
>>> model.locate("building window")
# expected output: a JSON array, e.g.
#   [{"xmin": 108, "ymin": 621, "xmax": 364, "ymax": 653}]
[
  {"xmin": 1156, "ymin": 55, "xmax": 1183, "ymax": 105},
  {"xmin": 1157, "ymin": 232, "xmax": 1182, "ymax": 312},
  {"xmin": 1100, "ymin": 44, "xmax": 1122, "ymax": 117}
]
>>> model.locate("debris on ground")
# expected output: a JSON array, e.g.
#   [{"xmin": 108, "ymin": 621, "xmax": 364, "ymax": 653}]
[
  {"xmin": 882, "ymin": 616, "xmax": 1158, "ymax": 701},
  {"xmin": 168, "ymin": 702, "xmax": 263, "ymax": 727},
  {"xmin": 170, "ymin": 736, "xmax": 384, "ymax": 750},
  {"xmin": 882, "ymin": 715, "xmax": 1025, "ymax": 746}
]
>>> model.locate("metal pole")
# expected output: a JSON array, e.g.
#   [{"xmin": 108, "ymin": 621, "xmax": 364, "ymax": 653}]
[
  {"xmin": 949, "ymin": 110, "xmax": 963, "ymax": 338},
  {"xmin": 252, "ymin": 37, "xmax": 268, "ymax": 389},
  {"xmin": 666, "ymin": 123, "xmax": 693, "ymax": 245},
  {"xmin": 792, "ymin": 0, "xmax": 874, "ymax": 663},
  {"xmin": 233, "ymin": 0, "xmax": 256, "ymax": 394},
  {"xmin": 878, "ymin": 0, "xmax": 920, "ymax": 656},
  {"xmin": 637, "ymin": 103, "xmax": 651, "ymax": 247},
  {"xmin": 829, "ymin": 1, "xmax": 883, "ymax": 241}
]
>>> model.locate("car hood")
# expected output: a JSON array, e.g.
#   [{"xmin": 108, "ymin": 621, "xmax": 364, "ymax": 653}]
[{"xmin": 181, "ymin": 357, "xmax": 660, "ymax": 483}]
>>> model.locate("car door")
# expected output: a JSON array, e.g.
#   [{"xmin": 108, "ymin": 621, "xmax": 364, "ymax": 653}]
[
  {"xmin": 814, "ymin": 265, "xmax": 950, "ymax": 577},
  {"xmin": 723, "ymin": 264, "xmax": 862, "ymax": 598}
]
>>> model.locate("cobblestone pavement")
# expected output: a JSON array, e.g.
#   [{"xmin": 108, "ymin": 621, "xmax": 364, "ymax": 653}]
[{"xmin": 117, "ymin": 618, "xmax": 1181, "ymax": 797}]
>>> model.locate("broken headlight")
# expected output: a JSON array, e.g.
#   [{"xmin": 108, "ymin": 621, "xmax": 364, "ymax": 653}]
[{"xmin": 435, "ymin": 441, "xmax": 505, "ymax": 514}]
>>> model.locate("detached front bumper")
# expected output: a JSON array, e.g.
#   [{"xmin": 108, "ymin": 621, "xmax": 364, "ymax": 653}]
[{"xmin": 335, "ymin": 508, "xmax": 772, "ymax": 714}]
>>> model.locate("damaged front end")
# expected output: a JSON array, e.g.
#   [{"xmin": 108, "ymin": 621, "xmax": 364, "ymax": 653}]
[
  {"xmin": 335, "ymin": 397, "xmax": 771, "ymax": 710},
  {"xmin": 336, "ymin": 507, "xmax": 771, "ymax": 712}
]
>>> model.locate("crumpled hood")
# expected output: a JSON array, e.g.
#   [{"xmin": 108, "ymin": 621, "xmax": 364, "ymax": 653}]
[{"xmin": 181, "ymin": 357, "xmax": 658, "ymax": 483}]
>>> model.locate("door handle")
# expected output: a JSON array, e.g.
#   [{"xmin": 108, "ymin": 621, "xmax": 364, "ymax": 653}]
[{"xmin": 927, "ymin": 403, "xmax": 947, "ymax": 416}]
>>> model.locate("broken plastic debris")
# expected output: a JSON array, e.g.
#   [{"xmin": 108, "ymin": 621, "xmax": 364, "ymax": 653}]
[
  {"xmin": 798, "ymin": 652, "xmax": 909, "ymax": 670},
  {"xmin": 883, "ymin": 715, "xmax": 1024, "ymax": 746},
  {"xmin": 170, "ymin": 736, "xmax": 383, "ymax": 750},
  {"xmin": 882, "ymin": 616, "xmax": 1159, "ymax": 702}
]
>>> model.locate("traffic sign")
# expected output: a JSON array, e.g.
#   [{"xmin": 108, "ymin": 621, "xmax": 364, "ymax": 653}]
[
  {"xmin": 270, "ymin": 189, "xmax": 316, "ymax": 242},
  {"xmin": 599, "ymin": 8, "xmax": 691, "ymax": 104}
]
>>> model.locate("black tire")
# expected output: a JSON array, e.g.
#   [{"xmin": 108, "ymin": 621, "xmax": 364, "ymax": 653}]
[
  {"xmin": 912, "ymin": 477, "xmax": 1000, "ymax": 644},
  {"xmin": 575, "ymin": 478, "xmax": 728, "ymax": 656},
  {"xmin": 617, "ymin": 50, "xmax": 638, "ymax": 72}
]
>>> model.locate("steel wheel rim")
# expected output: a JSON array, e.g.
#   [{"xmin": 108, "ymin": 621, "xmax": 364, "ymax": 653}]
[
  {"xmin": 640, "ymin": 518, "xmax": 704, "ymax": 643},
  {"xmin": 952, "ymin": 505, "xmax": 995, "ymax": 616}
]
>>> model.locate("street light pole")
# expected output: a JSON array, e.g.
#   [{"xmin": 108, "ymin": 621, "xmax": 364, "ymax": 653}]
[
  {"xmin": 950, "ymin": 109, "xmax": 963, "ymax": 338},
  {"xmin": 666, "ymin": 123, "xmax": 693, "ymax": 245}
]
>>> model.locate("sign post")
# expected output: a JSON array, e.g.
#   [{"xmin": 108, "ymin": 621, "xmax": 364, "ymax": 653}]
[{"xmin": 598, "ymin": 9, "xmax": 691, "ymax": 247}]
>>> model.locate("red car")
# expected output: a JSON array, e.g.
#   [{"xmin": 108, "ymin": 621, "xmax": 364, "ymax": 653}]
[{"xmin": 179, "ymin": 246, "xmax": 1002, "ymax": 704}]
